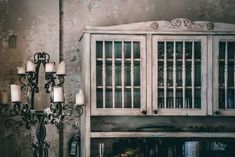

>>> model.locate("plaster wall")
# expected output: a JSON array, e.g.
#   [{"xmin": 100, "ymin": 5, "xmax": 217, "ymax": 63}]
[{"xmin": 1, "ymin": 0, "xmax": 235, "ymax": 157}]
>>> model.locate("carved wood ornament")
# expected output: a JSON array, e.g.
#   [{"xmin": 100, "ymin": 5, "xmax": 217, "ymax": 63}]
[{"xmin": 151, "ymin": 18, "xmax": 214, "ymax": 31}]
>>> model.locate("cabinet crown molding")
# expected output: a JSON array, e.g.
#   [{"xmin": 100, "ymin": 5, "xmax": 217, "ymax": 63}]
[{"xmin": 84, "ymin": 18, "xmax": 235, "ymax": 33}]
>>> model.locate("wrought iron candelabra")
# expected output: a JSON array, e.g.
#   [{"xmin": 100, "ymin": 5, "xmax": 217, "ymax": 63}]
[{"xmin": 0, "ymin": 52, "xmax": 84, "ymax": 157}]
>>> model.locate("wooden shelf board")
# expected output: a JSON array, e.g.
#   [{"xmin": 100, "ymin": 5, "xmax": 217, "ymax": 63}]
[{"xmin": 91, "ymin": 132, "xmax": 235, "ymax": 138}]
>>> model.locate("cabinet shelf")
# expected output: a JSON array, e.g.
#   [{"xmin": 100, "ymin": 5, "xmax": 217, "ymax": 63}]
[{"xmin": 91, "ymin": 132, "xmax": 235, "ymax": 138}]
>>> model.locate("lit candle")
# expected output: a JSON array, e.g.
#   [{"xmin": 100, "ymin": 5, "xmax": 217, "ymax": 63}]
[
  {"xmin": 1, "ymin": 91, "xmax": 8, "ymax": 104},
  {"xmin": 17, "ymin": 65, "xmax": 26, "ymax": 74},
  {"xmin": 26, "ymin": 60, "xmax": 36, "ymax": 72},
  {"xmin": 56, "ymin": 61, "xmax": 66, "ymax": 75},
  {"xmin": 10, "ymin": 84, "xmax": 21, "ymax": 102},
  {"xmin": 53, "ymin": 87, "xmax": 64, "ymax": 103},
  {"xmin": 76, "ymin": 89, "xmax": 84, "ymax": 105},
  {"xmin": 45, "ymin": 62, "xmax": 56, "ymax": 73}
]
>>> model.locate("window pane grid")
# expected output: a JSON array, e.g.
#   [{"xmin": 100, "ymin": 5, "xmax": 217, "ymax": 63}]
[
  {"xmin": 219, "ymin": 41, "xmax": 235, "ymax": 109},
  {"xmin": 157, "ymin": 41, "xmax": 201, "ymax": 109},
  {"xmin": 96, "ymin": 40, "xmax": 141, "ymax": 109}
]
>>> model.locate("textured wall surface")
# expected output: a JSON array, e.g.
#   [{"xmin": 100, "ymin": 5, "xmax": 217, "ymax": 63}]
[
  {"xmin": 0, "ymin": 0, "xmax": 59, "ymax": 157},
  {"xmin": 1, "ymin": 0, "xmax": 235, "ymax": 157}
]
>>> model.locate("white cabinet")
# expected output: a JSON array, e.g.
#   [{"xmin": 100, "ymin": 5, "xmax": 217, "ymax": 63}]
[{"xmin": 80, "ymin": 18, "xmax": 235, "ymax": 157}]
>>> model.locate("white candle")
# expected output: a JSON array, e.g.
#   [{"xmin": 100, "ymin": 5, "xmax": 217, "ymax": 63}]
[
  {"xmin": 76, "ymin": 89, "xmax": 84, "ymax": 105},
  {"xmin": 56, "ymin": 61, "xmax": 66, "ymax": 75},
  {"xmin": 26, "ymin": 60, "xmax": 36, "ymax": 72},
  {"xmin": 53, "ymin": 87, "xmax": 64, "ymax": 103},
  {"xmin": 0, "ymin": 91, "xmax": 8, "ymax": 104},
  {"xmin": 17, "ymin": 65, "xmax": 26, "ymax": 74},
  {"xmin": 10, "ymin": 84, "xmax": 21, "ymax": 102},
  {"xmin": 45, "ymin": 62, "xmax": 56, "ymax": 73}
]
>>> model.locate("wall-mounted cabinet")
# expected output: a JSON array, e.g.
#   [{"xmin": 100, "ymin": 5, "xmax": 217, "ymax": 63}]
[
  {"xmin": 213, "ymin": 36, "xmax": 235, "ymax": 116},
  {"xmin": 80, "ymin": 18, "xmax": 235, "ymax": 157}
]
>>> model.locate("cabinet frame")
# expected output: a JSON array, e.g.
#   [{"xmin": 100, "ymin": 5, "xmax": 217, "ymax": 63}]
[
  {"xmin": 152, "ymin": 35, "xmax": 208, "ymax": 115},
  {"xmin": 90, "ymin": 34, "xmax": 147, "ymax": 115},
  {"xmin": 213, "ymin": 36, "xmax": 235, "ymax": 116},
  {"xmin": 80, "ymin": 18, "xmax": 235, "ymax": 157}
]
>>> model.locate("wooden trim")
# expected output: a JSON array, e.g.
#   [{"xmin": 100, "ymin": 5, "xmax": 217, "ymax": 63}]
[
  {"xmin": 91, "ymin": 108, "xmax": 142, "ymax": 116},
  {"xmin": 81, "ymin": 33, "xmax": 91, "ymax": 157},
  {"xmin": 84, "ymin": 18, "xmax": 235, "ymax": 32},
  {"xmin": 207, "ymin": 35, "xmax": 213, "ymax": 115},
  {"xmin": 91, "ymin": 132, "xmax": 235, "ymax": 138},
  {"xmin": 146, "ymin": 34, "xmax": 152, "ymax": 115}
]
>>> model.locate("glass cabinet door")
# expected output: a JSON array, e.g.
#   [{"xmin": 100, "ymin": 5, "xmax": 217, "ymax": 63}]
[
  {"xmin": 152, "ymin": 36, "xmax": 207, "ymax": 115},
  {"xmin": 213, "ymin": 36, "xmax": 235, "ymax": 116},
  {"xmin": 91, "ymin": 35, "xmax": 146, "ymax": 115}
]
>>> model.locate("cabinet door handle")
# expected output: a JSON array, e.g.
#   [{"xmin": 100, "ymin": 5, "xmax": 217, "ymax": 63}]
[
  {"xmin": 153, "ymin": 110, "xmax": 158, "ymax": 114},
  {"xmin": 215, "ymin": 111, "xmax": 220, "ymax": 115},
  {"xmin": 141, "ymin": 110, "xmax": 147, "ymax": 115}
]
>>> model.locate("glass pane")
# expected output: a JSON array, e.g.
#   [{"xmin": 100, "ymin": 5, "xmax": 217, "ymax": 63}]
[
  {"xmin": 158, "ymin": 89, "xmax": 164, "ymax": 108},
  {"xmin": 115, "ymin": 41, "xmax": 122, "ymax": 58},
  {"xmin": 219, "ymin": 61, "xmax": 225, "ymax": 88},
  {"xmin": 115, "ymin": 66, "xmax": 121, "ymax": 86},
  {"xmin": 96, "ymin": 88, "xmax": 103, "ymax": 108},
  {"xmin": 133, "ymin": 42, "xmax": 140, "ymax": 58},
  {"xmin": 228, "ymin": 62, "xmax": 234, "ymax": 87},
  {"xmin": 124, "ymin": 89, "xmax": 131, "ymax": 108},
  {"xmin": 194, "ymin": 89, "xmax": 201, "ymax": 108},
  {"xmin": 158, "ymin": 42, "xmax": 164, "ymax": 59},
  {"xmin": 176, "ymin": 61, "xmax": 182, "ymax": 86},
  {"xmin": 186, "ymin": 61, "xmax": 192, "ymax": 86},
  {"xmin": 167, "ymin": 42, "xmax": 173, "ymax": 59},
  {"xmin": 134, "ymin": 88, "xmax": 141, "ymax": 108},
  {"xmin": 185, "ymin": 89, "xmax": 192, "ymax": 108},
  {"xmin": 185, "ymin": 42, "xmax": 192, "ymax": 59},
  {"xmin": 228, "ymin": 42, "xmax": 235, "ymax": 59},
  {"xmin": 96, "ymin": 41, "xmax": 103, "ymax": 58},
  {"xmin": 219, "ymin": 42, "xmax": 225, "ymax": 59},
  {"xmin": 176, "ymin": 89, "xmax": 183, "ymax": 108},
  {"xmin": 124, "ymin": 41, "xmax": 131, "ymax": 58},
  {"xmin": 134, "ymin": 65, "xmax": 140, "ymax": 86},
  {"xmin": 167, "ymin": 62, "xmax": 173, "ymax": 86},
  {"xmin": 115, "ymin": 89, "xmax": 122, "ymax": 108},
  {"xmin": 219, "ymin": 89, "xmax": 225, "ymax": 109},
  {"xmin": 167, "ymin": 89, "xmax": 173, "ymax": 108},
  {"xmin": 158, "ymin": 61, "xmax": 164, "ymax": 86},
  {"xmin": 105, "ymin": 89, "xmax": 113, "ymax": 108},
  {"xmin": 106, "ymin": 65, "xmax": 112, "ymax": 86},
  {"xmin": 176, "ymin": 42, "xmax": 183, "ymax": 59},
  {"xmin": 96, "ymin": 64, "xmax": 102, "ymax": 86},
  {"xmin": 105, "ymin": 41, "xmax": 112, "ymax": 58},
  {"xmin": 195, "ymin": 62, "xmax": 201, "ymax": 86},
  {"xmin": 125, "ymin": 64, "xmax": 131, "ymax": 86},
  {"xmin": 194, "ymin": 42, "xmax": 201, "ymax": 59},
  {"xmin": 227, "ymin": 89, "xmax": 234, "ymax": 109}
]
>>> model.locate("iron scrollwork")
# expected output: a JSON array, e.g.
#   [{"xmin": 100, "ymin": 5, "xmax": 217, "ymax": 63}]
[{"xmin": 0, "ymin": 52, "xmax": 84, "ymax": 157}]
